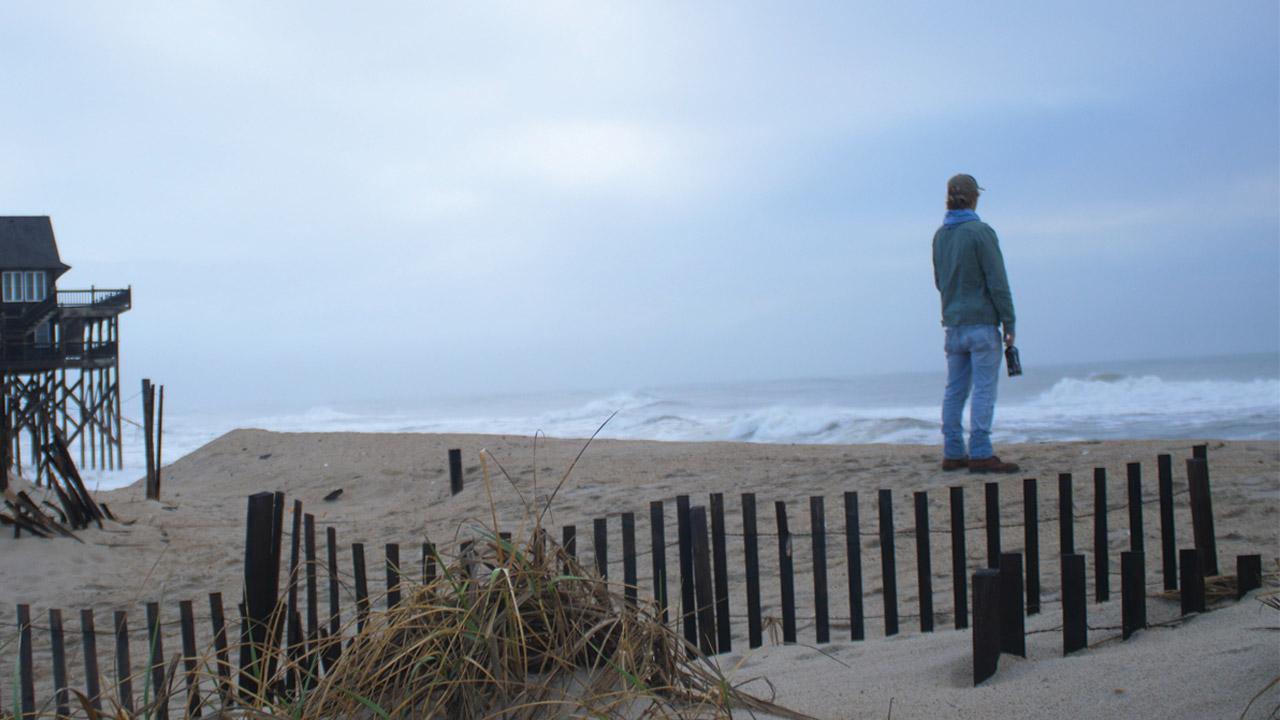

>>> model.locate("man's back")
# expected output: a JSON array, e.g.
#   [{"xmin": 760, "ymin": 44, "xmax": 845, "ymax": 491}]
[{"xmin": 932, "ymin": 219, "xmax": 1015, "ymax": 335}]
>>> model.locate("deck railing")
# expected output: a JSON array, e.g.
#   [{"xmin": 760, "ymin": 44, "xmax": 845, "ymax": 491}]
[{"xmin": 56, "ymin": 287, "xmax": 131, "ymax": 308}]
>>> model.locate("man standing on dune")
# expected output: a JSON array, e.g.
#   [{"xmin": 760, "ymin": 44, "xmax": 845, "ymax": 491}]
[{"xmin": 932, "ymin": 173, "xmax": 1019, "ymax": 474}]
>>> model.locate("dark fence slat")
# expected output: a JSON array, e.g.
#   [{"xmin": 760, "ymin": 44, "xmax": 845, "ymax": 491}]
[
  {"xmin": 742, "ymin": 493, "xmax": 763, "ymax": 648},
  {"xmin": 49, "ymin": 608, "xmax": 69, "ymax": 718},
  {"xmin": 776, "ymin": 500, "xmax": 797, "ymax": 644},
  {"xmin": 208, "ymin": 593, "xmax": 231, "ymax": 704},
  {"xmin": 80, "ymin": 608, "xmax": 104, "ymax": 712},
  {"xmin": 352, "ymin": 543, "xmax": 369, "ymax": 632},
  {"xmin": 1121, "ymin": 551, "xmax": 1146, "ymax": 639},
  {"xmin": 286, "ymin": 499, "xmax": 303, "ymax": 679},
  {"xmin": 690, "ymin": 506, "xmax": 717, "ymax": 654},
  {"xmin": 114, "ymin": 609, "xmax": 134, "ymax": 713},
  {"xmin": 622, "ymin": 512, "xmax": 639, "ymax": 604},
  {"xmin": 1186, "ymin": 458, "xmax": 1219, "ymax": 576},
  {"xmin": 998, "ymin": 553, "xmax": 1026, "ymax": 658},
  {"xmin": 1023, "ymin": 478, "xmax": 1040, "ymax": 615},
  {"xmin": 676, "ymin": 495, "xmax": 697, "ymax": 649},
  {"xmin": 18, "ymin": 604, "xmax": 35, "ymax": 719},
  {"xmin": 1058, "ymin": 473, "xmax": 1074, "ymax": 555},
  {"xmin": 304, "ymin": 513, "xmax": 318, "ymax": 640},
  {"xmin": 972, "ymin": 569, "xmax": 1000, "ymax": 686},
  {"xmin": 1180, "ymin": 548, "xmax": 1206, "ymax": 614},
  {"xmin": 1238, "ymin": 555, "xmax": 1262, "ymax": 599},
  {"xmin": 1127, "ymin": 462, "xmax": 1144, "ymax": 553},
  {"xmin": 448, "ymin": 448, "xmax": 463, "ymax": 495},
  {"xmin": 1157, "ymin": 454, "xmax": 1177, "ymax": 591},
  {"xmin": 180, "ymin": 600, "xmax": 202, "ymax": 718},
  {"xmin": 327, "ymin": 528, "xmax": 341, "ymax": 638},
  {"xmin": 146, "ymin": 601, "xmax": 169, "ymax": 720},
  {"xmin": 844, "ymin": 491, "xmax": 865, "ymax": 640},
  {"xmin": 649, "ymin": 501, "xmax": 669, "ymax": 624},
  {"xmin": 949, "ymin": 486, "xmax": 967, "ymax": 630},
  {"xmin": 1094, "ymin": 468, "xmax": 1109, "ymax": 603},
  {"xmin": 811, "ymin": 495, "xmax": 830, "ymax": 643},
  {"xmin": 1061, "ymin": 553, "xmax": 1087, "ymax": 655},
  {"xmin": 386, "ymin": 543, "xmax": 402, "ymax": 610},
  {"xmin": 709, "ymin": 494, "xmax": 731, "ymax": 652},
  {"xmin": 878, "ymin": 489, "xmax": 898, "ymax": 637},
  {"xmin": 913, "ymin": 491, "xmax": 933, "ymax": 633},
  {"xmin": 984, "ymin": 482, "xmax": 1001, "ymax": 568},
  {"xmin": 561, "ymin": 525, "xmax": 576, "ymax": 559},
  {"xmin": 594, "ymin": 517, "xmax": 609, "ymax": 580}
]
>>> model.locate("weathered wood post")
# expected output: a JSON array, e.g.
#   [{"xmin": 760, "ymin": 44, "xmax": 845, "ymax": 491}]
[
  {"xmin": 690, "ymin": 506, "xmax": 717, "ymax": 654},
  {"xmin": 972, "ymin": 569, "xmax": 1000, "ymax": 685},
  {"xmin": 1023, "ymin": 478, "xmax": 1040, "ymax": 615},
  {"xmin": 950, "ymin": 486, "xmax": 968, "ymax": 630},
  {"xmin": 811, "ymin": 495, "xmax": 831, "ymax": 643},
  {"xmin": 650, "ymin": 500, "xmax": 669, "ymax": 624},
  {"xmin": 913, "ymin": 491, "xmax": 933, "ymax": 632},
  {"xmin": 1157, "ymin": 454, "xmax": 1177, "ymax": 591},
  {"xmin": 984, "ymin": 482, "xmax": 1001, "ymax": 567},
  {"xmin": 81, "ymin": 608, "xmax": 103, "ymax": 713},
  {"xmin": 142, "ymin": 379, "xmax": 156, "ymax": 500},
  {"xmin": 1180, "ymin": 548, "xmax": 1206, "ymax": 615},
  {"xmin": 1186, "ymin": 458, "xmax": 1219, "ymax": 576},
  {"xmin": 878, "ymin": 489, "xmax": 899, "ymax": 636},
  {"xmin": 1121, "ymin": 551, "xmax": 1146, "ymax": 639},
  {"xmin": 998, "ymin": 553, "xmax": 1026, "ymax": 657},
  {"xmin": 1237, "ymin": 554, "xmax": 1262, "ymax": 599},
  {"xmin": 146, "ymin": 601, "xmax": 170, "ymax": 720},
  {"xmin": 179, "ymin": 600, "xmax": 202, "ymax": 718},
  {"xmin": 114, "ymin": 610, "xmax": 134, "ymax": 712},
  {"xmin": 242, "ymin": 492, "xmax": 281, "ymax": 698},
  {"xmin": 1094, "ymin": 468, "xmax": 1109, "ymax": 602},
  {"xmin": 709, "ymin": 494, "xmax": 731, "ymax": 651},
  {"xmin": 1061, "ymin": 553, "xmax": 1087, "ymax": 655},
  {"xmin": 49, "ymin": 609, "xmax": 69, "ymax": 719},
  {"xmin": 448, "ymin": 448, "xmax": 463, "ymax": 495},
  {"xmin": 844, "ymin": 491, "xmax": 865, "ymax": 640},
  {"xmin": 742, "ymin": 493, "xmax": 763, "ymax": 648},
  {"xmin": 776, "ymin": 500, "xmax": 798, "ymax": 643}
]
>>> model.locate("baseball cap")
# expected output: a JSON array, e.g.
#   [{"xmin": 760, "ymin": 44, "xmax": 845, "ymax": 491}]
[{"xmin": 947, "ymin": 174, "xmax": 984, "ymax": 196}]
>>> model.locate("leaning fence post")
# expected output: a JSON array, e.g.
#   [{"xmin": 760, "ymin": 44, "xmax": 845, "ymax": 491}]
[
  {"xmin": 1121, "ymin": 551, "xmax": 1146, "ymax": 639},
  {"xmin": 972, "ymin": 569, "xmax": 1000, "ymax": 686},
  {"xmin": 913, "ymin": 491, "xmax": 933, "ymax": 633},
  {"xmin": 950, "ymin": 486, "xmax": 968, "ymax": 630},
  {"xmin": 742, "ymin": 493, "xmax": 763, "ymax": 648},
  {"xmin": 844, "ymin": 491, "xmax": 865, "ymax": 640},
  {"xmin": 1061, "ymin": 553, "xmax": 1087, "ymax": 655},
  {"xmin": 1186, "ymin": 458, "xmax": 1219, "ymax": 576},
  {"xmin": 878, "ymin": 489, "xmax": 899, "ymax": 636},
  {"xmin": 1157, "ymin": 454, "xmax": 1177, "ymax": 591},
  {"xmin": 998, "ymin": 553, "xmax": 1026, "ymax": 657},
  {"xmin": 1023, "ymin": 478, "xmax": 1040, "ymax": 615},
  {"xmin": 1094, "ymin": 468, "xmax": 1109, "ymax": 603}
]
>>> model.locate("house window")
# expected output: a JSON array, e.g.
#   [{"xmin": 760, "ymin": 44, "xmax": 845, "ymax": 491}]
[{"xmin": 2, "ymin": 271, "xmax": 48, "ymax": 302}]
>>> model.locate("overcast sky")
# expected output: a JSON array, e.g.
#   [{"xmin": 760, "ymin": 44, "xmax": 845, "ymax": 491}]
[{"xmin": 2, "ymin": 2, "xmax": 1277, "ymax": 411}]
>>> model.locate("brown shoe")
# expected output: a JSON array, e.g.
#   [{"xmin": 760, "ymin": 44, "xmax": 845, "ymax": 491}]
[
  {"xmin": 968, "ymin": 456, "xmax": 1020, "ymax": 474},
  {"xmin": 942, "ymin": 457, "xmax": 969, "ymax": 471}
]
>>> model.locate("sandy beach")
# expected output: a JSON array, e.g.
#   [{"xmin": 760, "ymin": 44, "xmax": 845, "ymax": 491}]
[{"xmin": 2, "ymin": 432, "xmax": 1277, "ymax": 718}]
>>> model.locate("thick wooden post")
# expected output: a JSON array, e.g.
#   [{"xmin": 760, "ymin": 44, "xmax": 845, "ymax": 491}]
[
  {"xmin": 1186, "ymin": 458, "xmax": 1219, "ymax": 576},
  {"xmin": 1121, "ymin": 551, "xmax": 1146, "ymax": 639},
  {"xmin": 1058, "ymin": 473, "xmax": 1074, "ymax": 555},
  {"xmin": 1157, "ymin": 454, "xmax": 1177, "ymax": 591},
  {"xmin": 649, "ymin": 501, "xmax": 669, "ymax": 624},
  {"xmin": 1180, "ymin": 548, "xmax": 1206, "ymax": 615},
  {"xmin": 242, "ymin": 492, "xmax": 280, "ymax": 698},
  {"xmin": 998, "ymin": 553, "xmax": 1026, "ymax": 657},
  {"xmin": 844, "ymin": 491, "xmax": 865, "ymax": 640},
  {"xmin": 972, "ymin": 569, "xmax": 1000, "ymax": 686},
  {"xmin": 913, "ymin": 491, "xmax": 933, "ymax": 633},
  {"xmin": 709, "ymin": 494, "xmax": 731, "ymax": 651},
  {"xmin": 984, "ymin": 482, "xmax": 1000, "ymax": 567},
  {"xmin": 1094, "ymin": 468, "xmax": 1109, "ymax": 602},
  {"xmin": 776, "ymin": 501, "xmax": 797, "ymax": 643},
  {"xmin": 448, "ymin": 448, "xmax": 463, "ymax": 495},
  {"xmin": 1237, "ymin": 555, "xmax": 1262, "ymax": 599},
  {"xmin": 690, "ymin": 506, "xmax": 717, "ymax": 654},
  {"xmin": 1061, "ymin": 553, "xmax": 1087, "ymax": 655},
  {"xmin": 950, "ymin": 486, "xmax": 967, "ymax": 630},
  {"xmin": 879, "ymin": 489, "xmax": 898, "ymax": 636},
  {"xmin": 1023, "ymin": 478, "xmax": 1040, "ymax": 615},
  {"xmin": 742, "ymin": 493, "xmax": 763, "ymax": 648}
]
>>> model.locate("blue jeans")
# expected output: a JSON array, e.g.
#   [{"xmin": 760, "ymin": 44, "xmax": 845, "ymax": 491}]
[{"xmin": 942, "ymin": 324, "xmax": 1003, "ymax": 460}]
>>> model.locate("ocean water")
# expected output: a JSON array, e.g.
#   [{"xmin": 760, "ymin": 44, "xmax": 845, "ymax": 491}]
[{"xmin": 80, "ymin": 353, "xmax": 1278, "ymax": 490}]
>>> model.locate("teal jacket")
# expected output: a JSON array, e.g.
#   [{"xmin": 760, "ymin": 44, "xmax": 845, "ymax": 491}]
[{"xmin": 932, "ymin": 218, "xmax": 1016, "ymax": 336}]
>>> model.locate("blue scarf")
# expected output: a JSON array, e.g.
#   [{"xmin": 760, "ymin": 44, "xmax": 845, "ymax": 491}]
[{"xmin": 943, "ymin": 209, "xmax": 980, "ymax": 225}]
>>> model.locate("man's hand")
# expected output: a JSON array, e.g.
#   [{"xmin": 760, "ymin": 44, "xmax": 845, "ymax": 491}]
[{"xmin": 1004, "ymin": 331, "xmax": 1015, "ymax": 348}]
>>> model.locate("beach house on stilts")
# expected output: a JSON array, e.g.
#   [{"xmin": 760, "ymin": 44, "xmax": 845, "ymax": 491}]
[{"xmin": 0, "ymin": 216, "xmax": 131, "ymax": 485}]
